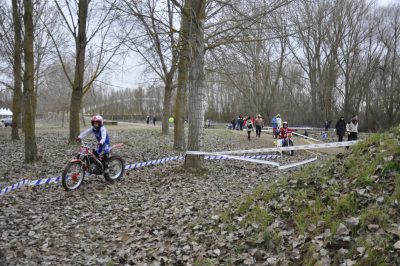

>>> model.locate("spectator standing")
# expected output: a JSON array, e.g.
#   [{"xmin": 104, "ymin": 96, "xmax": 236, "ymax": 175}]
[
  {"xmin": 347, "ymin": 115, "xmax": 358, "ymax": 141},
  {"xmin": 236, "ymin": 116, "xmax": 241, "ymax": 130},
  {"xmin": 276, "ymin": 114, "xmax": 282, "ymax": 129},
  {"xmin": 272, "ymin": 114, "xmax": 282, "ymax": 138},
  {"xmin": 271, "ymin": 115, "xmax": 277, "ymax": 138},
  {"xmin": 245, "ymin": 116, "xmax": 254, "ymax": 140},
  {"xmin": 146, "ymin": 116, "xmax": 150, "ymax": 125},
  {"xmin": 231, "ymin": 118, "xmax": 236, "ymax": 130},
  {"xmin": 239, "ymin": 116, "xmax": 244, "ymax": 130},
  {"xmin": 335, "ymin": 116, "xmax": 346, "ymax": 141},
  {"xmin": 153, "ymin": 116, "xmax": 157, "ymax": 126},
  {"xmin": 254, "ymin": 114, "xmax": 264, "ymax": 137}
]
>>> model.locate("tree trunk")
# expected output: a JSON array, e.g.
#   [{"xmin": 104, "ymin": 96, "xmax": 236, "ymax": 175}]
[
  {"xmin": 81, "ymin": 108, "xmax": 86, "ymax": 126},
  {"xmin": 11, "ymin": 0, "xmax": 22, "ymax": 141},
  {"xmin": 174, "ymin": 0, "xmax": 190, "ymax": 150},
  {"xmin": 69, "ymin": 89, "xmax": 83, "ymax": 139},
  {"xmin": 161, "ymin": 78, "xmax": 173, "ymax": 135},
  {"xmin": 69, "ymin": 0, "xmax": 88, "ymax": 142},
  {"xmin": 185, "ymin": 0, "xmax": 206, "ymax": 170},
  {"xmin": 309, "ymin": 68, "xmax": 318, "ymax": 125},
  {"xmin": 22, "ymin": 0, "xmax": 38, "ymax": 163},
  {"xmin": 62, "ymin": 111, "xmax": 65, "ymax": 128}
]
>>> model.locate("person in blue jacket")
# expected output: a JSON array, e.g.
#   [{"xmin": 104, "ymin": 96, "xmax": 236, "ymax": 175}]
[{"xmin": 271, "ymin": 114, "xmax": 281, "ymax": 138}]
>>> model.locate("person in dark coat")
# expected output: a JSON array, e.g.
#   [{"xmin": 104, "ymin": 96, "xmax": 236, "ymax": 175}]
[{"xmin": 335, "ymin": 116, "xmax": 346, "ymax": 142}]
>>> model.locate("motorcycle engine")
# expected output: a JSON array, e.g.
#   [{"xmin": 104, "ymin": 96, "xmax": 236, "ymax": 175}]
[{"xmin": 89, "ymin": 159, "xmax": 103, "ymax": 175}]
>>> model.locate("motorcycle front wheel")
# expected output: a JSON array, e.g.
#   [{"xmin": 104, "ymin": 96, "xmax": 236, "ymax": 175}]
[
  {"xmin": 283, "ymin": 139, "xmax": 294, "ymax": 156},
  {"xmin": 288, "ymin": 139, "xmax": 294, "ymax": 156},
  {"xmin": 104, "ymin": 155, "xmax": 125, "ymax": 182},
  {"xmin": 62, "ymin": 162, "xmax": 85, "ymax": 191}
]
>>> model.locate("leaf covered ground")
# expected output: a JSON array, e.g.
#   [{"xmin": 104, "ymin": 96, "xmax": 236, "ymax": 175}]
[
  {"xmin": 2, "ymin": 122, "xmax": 396, "ymax": 265},
  {"xmin": 0, "ymin": 121, "xmax": 314, "ymax": 265},
  {"xmin": 198, "ymin": 126, "xmax": 400, "ymax": 265}
]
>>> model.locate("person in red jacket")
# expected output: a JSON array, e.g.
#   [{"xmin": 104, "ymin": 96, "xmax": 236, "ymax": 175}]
[
  {"xmin": 279, "ymin": 121, "xmax": 294, "ymax": 142},
  {"xmin": 279, "ymin": 121, "xmax": 295, "ymax": 155},
  {"xmin": 279, "ymin": 121, "xmax": 293, "ymax": 137}
]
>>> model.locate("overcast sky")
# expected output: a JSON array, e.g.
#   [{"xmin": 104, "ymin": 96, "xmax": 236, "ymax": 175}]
[
  {"xmin": 377, "ymin": 0, "xmax": 398, "ymax": 6},
  {"xmin": 106, "ymin": 0, "xmax": 399, "ymax": 90}
]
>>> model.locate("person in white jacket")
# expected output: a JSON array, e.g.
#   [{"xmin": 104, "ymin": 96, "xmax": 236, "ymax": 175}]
[
  {"xmin": 346, "ymin": 115, "xmax": 358, "ymax": 141},
  {"xmin": 245, "ymin": 116, "xmax": 254, "ymax": 141},
  {"xmin": 276, "ymin": 114, "xmax": 282, "ymax": 130}
]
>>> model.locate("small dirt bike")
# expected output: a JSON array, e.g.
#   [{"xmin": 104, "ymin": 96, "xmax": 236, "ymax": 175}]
[{"xmin": 62, "ymin": 141, "xmax": 125, "ymax": 191}]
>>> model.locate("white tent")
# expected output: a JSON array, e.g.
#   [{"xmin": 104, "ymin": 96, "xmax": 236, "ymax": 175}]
[{"xmin": 0, "ymin": 108, "xmax": 13, "ymax": 116}]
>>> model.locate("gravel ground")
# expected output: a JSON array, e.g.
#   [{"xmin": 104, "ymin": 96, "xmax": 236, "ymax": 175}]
[{"xmin": 0, "ymin": 122, "xmax": 321, "ymax": 265}]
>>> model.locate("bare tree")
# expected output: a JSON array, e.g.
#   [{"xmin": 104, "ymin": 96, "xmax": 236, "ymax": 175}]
[
  {"xmin": 22, "ymin": 0, "xmax": 38, "ymax": 162},
  {"xmin": 11, "ymin": 0, "xmax": 23, "ymax": 140},
  {"xmin": 0, "ymin": 1, "xmax": 23, "ymax": 140},
  {"xmin": 38, "ymin": 61, "xmax": 73, "ymax": 126},
  {"xmin": 185, "ymin": 0, "xmax": 206, "ymax": 170},
  {"xmin": 337, "ymin": 1, "xmax": 375, "ymax": 118},
  {"xmin": 173, "ymin": 0, "xmax": 190, "ymax": 150},
  {"xmin": 288, "ymin": 0, "xmax": 330, "ymax": 124},
  {"xmin": 374, "ymin": 4, "xmax": 400, "ymax": 128},
  {"xmin": 113, "ymin": 0, "xmax": 180, "ymax": 135},
  {"xmin": 48, "ymin": 0, "xmax": 125, "ymax": 142},
  {"xmin": 1, "ymin": 0, "xmax": 59, "ymax": 140}
]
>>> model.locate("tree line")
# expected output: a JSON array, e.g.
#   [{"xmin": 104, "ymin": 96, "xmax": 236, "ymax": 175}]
[{"xmin": 0, "ymin": 0, "xmax": 399, "ymax": 170}]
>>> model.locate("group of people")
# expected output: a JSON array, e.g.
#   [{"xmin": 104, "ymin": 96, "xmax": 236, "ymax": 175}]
[
  {"xmin": 205, "ymin": 119, "xmax": 213, "ymax": 128},
  {"xmin": 271, "ymin": 113, "xmax": 359, "ymax": 143},
  {"xmin": 271, "ymin": 114, "xmax": 283, "ymax": 139},
  {"xmin": 230, "ymin": 116, "xmax": 245, "ymax": 130},
  {"xmin": 146, "ymin": 116, "xmax": 157, "ymax": 126},
  {"xmin": 335, "ymin": 115, "xmax": 358, "ymax": 142},
  {"xmin": 230, "ymin": 113, "xmax": 296, "ymax": 141},
  {"xmin": 229, "ymin": 115, "xmax": 265, "ymax": 140},
  {"xmin": 244, "ymin": 115, "xmax": 265, "ymax": 140}
]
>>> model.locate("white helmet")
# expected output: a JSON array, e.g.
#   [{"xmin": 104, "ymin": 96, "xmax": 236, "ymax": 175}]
[{"xmin": 91, "ymin": 115, "xmax": 103, "ymax": 126}]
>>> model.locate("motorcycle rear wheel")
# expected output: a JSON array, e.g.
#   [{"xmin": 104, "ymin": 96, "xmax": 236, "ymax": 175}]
[{"xmin": 62, "ymin": 162, "xmax": 85, "ymax": 191}]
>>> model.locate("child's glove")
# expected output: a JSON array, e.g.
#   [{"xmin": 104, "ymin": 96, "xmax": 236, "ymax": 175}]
[
  {"xmin": 98, "ymin": 142, "xmax": 103, "ymax": 147},
  {"xmin": 75, "ymin": 136, "xmax": 81, "ymax": 142}
]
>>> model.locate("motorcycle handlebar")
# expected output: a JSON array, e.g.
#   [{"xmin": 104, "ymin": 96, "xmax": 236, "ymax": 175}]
[{"xmin": 79, "ymin": 140, "xmax": 94, "ymax": 148}]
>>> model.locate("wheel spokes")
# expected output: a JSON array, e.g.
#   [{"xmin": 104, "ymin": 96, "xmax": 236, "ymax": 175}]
[
  {"xmin": 66, "ymin": 164, "xmax": 83, "ymax": 189},
  {"xmin": 108, "ymin": 160, "xmax": 122, "ymax": 179}
]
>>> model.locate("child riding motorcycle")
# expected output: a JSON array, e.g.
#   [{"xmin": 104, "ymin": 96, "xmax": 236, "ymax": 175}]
[
  {"xmin": 76, "ymin": 115, "xmax": 110, "ymax": 172},
  {"xmin": 278, "ymin": 121, "xmax": 295, "ymax": 155}
]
